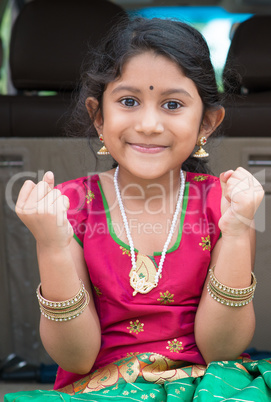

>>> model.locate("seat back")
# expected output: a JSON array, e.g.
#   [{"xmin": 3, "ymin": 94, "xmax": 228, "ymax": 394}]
[
  {"xmin": 222, "ymin": 15, "xmax": 271, "ymax": 137},
  {"xmin": 0, "ymin": 0, "xmax": 126, "ymax": 137}
]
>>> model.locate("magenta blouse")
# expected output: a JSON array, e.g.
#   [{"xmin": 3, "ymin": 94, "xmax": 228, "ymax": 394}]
[{"xmin": 54, "ymin": 171, "xmax": 221, "ymax": 389}]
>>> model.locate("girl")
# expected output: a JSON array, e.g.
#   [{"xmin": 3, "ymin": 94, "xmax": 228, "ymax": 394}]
[{"xmin": 5, "ymin": 17, "xmax": 269, "ymax": 402}]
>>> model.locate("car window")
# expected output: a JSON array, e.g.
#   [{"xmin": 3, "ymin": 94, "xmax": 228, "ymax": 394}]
[
  {"xmin": 0, "ymin": 2, "xmax": 11, "ymax": 94},
  {"xmin": 130, "ymin": 6, "xmax": 252, "ymax": 90},
  {"xmin": 0, "ymin": 4, "xmax": 253, "ymax": 94}
]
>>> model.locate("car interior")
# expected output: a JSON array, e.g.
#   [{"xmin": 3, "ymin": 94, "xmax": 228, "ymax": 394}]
[{"xmin": 0, "ymin": 0, "xmax": 270, "ymax": 395}]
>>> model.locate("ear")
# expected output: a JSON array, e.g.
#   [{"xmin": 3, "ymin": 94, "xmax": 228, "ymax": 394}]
[
  {"xmin": 199, "ymin": 106, "xmax": 225, "ymax": 139},
  {"xmin": 85, "ymin": 97, "xmax": 103, "ymax": 133}
]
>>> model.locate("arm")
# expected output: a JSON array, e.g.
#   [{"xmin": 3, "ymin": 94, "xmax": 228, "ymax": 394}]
[
  {"xmin": 16, "ymin": 172, "xmax": 101, "ymax": 374},
  {"xmin": 194, "ymin": 167, "xmax": 264, "ymax": 364}
]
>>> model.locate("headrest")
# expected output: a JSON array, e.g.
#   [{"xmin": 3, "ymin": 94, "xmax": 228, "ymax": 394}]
[
  {"xmin": 223, "ymin": 15, "xmax": 271, "ymax": 93},
  {"xmin": 10, "ymin": 0, "xmax": 126, "ymax": 91}
]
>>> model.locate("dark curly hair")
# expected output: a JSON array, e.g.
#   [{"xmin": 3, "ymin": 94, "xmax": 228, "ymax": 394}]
[{"xmin": 67, "ymin": 17, "xmax": 223, "ymax": 173}]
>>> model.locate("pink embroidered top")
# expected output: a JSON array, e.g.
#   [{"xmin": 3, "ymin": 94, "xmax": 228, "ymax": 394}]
[{"xmin": 54, "ymin": 171, "xmax": 221, "ymax": 389}]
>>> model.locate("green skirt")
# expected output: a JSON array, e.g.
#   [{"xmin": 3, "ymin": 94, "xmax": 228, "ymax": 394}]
[{"xmin": 4, "ymin": 353, "xmax": 271, "ymax": 401}]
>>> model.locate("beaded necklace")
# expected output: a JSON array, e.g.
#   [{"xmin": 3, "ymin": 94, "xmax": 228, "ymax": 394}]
[{"xmin": 113, "ymin": 166, "xmax": 185, "ymax": 296}]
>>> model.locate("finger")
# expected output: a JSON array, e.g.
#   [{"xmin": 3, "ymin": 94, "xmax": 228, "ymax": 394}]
[
  {"xmin": 40, "ymin": 188, "xmax": 63, "ymax": 213},
  {"xmin": 220, "ymin": 170, "xmax": 234, "ymax": 185},
  {"xmin": 53, "ymin": 195, "xmax": 70, "ymax": 227},
  {"xmin": 220, "ymin": 170, "xmax": 234, "ymax": 201},
  {"xmin": 25, "ymin": 179, "xmax": 52, "ymax": 207},
  {"xmin": 42, "ymin": 171, "xmax": 55, "ymax": 190},
  {"xmin": 16, "ymin": 180, "xmax": 36, "ymax": 212}
]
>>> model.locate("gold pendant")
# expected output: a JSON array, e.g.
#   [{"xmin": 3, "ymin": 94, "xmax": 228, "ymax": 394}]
[{"xmin": 129, "ymin": 254, "xmax": 158, "ymax": 296}]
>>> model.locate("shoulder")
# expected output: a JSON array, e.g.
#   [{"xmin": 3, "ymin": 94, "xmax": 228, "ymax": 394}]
[
  {"xmin": 186, "ymin": 171, "xmax": 221, "ymax": 198},
  {"xmin": 186, "ymin": 171, "xmax": 220, "ymax": 186},
  {"xmin": 56, "ymin": 174, "xmax": 100, "ymax": 192},
  {"xmin": 55, "ymin": 174, "xmax": 100, "ymax": 213},
  {"xmin": 186, "ymin": 172, "xmax": 221, "ymax": 246},
  {"xmin": 186, "ymin": 171, "xmax": 221, "ymax": 217}
]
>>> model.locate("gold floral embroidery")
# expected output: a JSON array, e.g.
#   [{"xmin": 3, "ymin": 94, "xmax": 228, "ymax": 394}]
[
  {"xmin": 166, "ymin": 339, "xmax": 184, "ymax": 353},
  {"xmin": 141, "ymin": 354, "xmax": 182, "ymax": 384},
  {"xmin": 119, "ymin": 357, "xmax": 140, "ymax": 383},
  {"xmin": 57, "ymin": 353, "xmax": 207, "ymax": 395},
  {"xmin": 191, "ymin": 365, "xmax": 206, "ymax": 377},
  {"xmin": 157, "ymin": 291, "xmax": 174, "ymax": 305},
  {"xmin": 127, "ymin": 352, "xmax": 139, "ymax": 357},
  {"xmin": 83, "ymin": 362, "xmax": 119, "ymax": 392},
  {"xmin": 193, "ymin": 175, "xmax": 208, "ymax": 182},
  {"xmin": 127, "ymin": 320, "xmax": 144, "ymax": 335},
  {"xmin": 86, "ymin": 190, "xmax": 95, "ymax": 204},
  {"xmin": 199, "ymin": 235, "xmax": 211, "ymax": 251},
  {"xmin": 94, "ymin": 286, "xmax": 102, "ymax": 297},
  {"xmin": 120, "ymin": 246, "xmax": 131, "ymax": 256}
]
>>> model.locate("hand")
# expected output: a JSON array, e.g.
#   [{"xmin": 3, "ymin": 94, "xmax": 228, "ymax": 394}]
[
  {"xmin": 15, "ymin": 171, "xmax": 74, "ymax": 249},
  {"xmin": 219, "ymin": 167, "xmax": 264, "ymax": 236}
]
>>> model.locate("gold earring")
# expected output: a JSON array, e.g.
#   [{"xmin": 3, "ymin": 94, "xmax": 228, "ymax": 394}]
[
  {"xmin": 193, "ymin": 136, "xmax": 209, "ymax": 158},
  {"xmin": 97, "ymin": 134, "xmax": 110, "ymax": 155}
]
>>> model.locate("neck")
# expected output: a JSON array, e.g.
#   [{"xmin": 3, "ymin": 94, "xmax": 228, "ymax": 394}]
[
  {"xmin": 114, "ymin": 166, "xmax": 185, "ymax": 217},
  {"xmin": 117, "ymin": 166, "xmax": 184, "ymax": 201}
]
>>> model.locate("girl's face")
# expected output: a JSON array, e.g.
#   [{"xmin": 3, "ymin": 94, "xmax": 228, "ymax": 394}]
[{"xmin": 88, "ymin": 51, "xmax": 224, "ymax": 180}]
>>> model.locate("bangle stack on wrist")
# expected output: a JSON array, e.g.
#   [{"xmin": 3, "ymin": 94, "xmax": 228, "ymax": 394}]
[
  {"xmin": 207, "ymin": 266, "xmax": 257, "ymax": 307},
  {"xmin": 36, "ymin": 280, "xmax": 90, "ymax": 321}
]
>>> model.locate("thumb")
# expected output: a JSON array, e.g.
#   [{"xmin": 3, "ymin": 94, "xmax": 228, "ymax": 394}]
[{"xmin": 43, "ymin": 171, "xmax": 55, "ymax": 190}]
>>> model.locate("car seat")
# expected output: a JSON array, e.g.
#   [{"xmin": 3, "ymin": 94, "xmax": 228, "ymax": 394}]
[
  {"xmin": 222, "ymin": 15, "xmax": 271, "ymax": 137},
  {"xmin": 0, "ymin": 0, "xmax": 126, "ymax": 137}
]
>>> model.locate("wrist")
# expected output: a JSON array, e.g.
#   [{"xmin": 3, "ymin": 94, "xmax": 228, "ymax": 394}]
[
  {"xmin": 36, "ymin": 241, "xmax": 72, "ymax": 255},
  {"xmin": 36, "ymin": 242, "xmax": 74, "ymax": 274},
  {"xmin": 220, "ymin": 228, "xmax": 252, "ymax": 241},
  {"xmin": 220, "ymin": 219, "xmax": 254, "ymax": 239}
]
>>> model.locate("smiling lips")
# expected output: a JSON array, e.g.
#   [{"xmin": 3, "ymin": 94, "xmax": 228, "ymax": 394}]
[{"xmin": 129, "ymin": 143, "xmax": 167, "ymax": 154}]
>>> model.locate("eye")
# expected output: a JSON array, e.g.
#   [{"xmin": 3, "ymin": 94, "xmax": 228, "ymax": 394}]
[
  {"xmin": 163, "ymin": 101, "xmax": 182, "ymax": 110},
  {"xmin": 120, "ymin": 98, "xmax": 139, "ymax": 107}
]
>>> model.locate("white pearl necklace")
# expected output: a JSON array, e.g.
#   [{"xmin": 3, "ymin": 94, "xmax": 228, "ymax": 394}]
[{"xmin": 114, "ymin": 166, "xmax": 185, "ymax": 293}]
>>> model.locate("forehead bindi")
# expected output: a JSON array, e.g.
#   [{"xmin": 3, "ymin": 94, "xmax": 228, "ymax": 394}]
[{"xmin": 149, "ymin": 85, "xmax": 154, "ymax": 90}]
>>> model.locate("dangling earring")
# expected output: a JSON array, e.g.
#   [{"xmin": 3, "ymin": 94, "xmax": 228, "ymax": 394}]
[
  {"xmin": 97, "ymin": 134, "xmax": 110, "ymax": 155},
  {"xmin": 193, "ymin": 136, "xmax": 209, "ymax": 158}
]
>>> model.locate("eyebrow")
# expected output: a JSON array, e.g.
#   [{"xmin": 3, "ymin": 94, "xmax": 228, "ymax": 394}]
[
  {"xmin": 111, "ymin": 85, "xmax": 141, "ymax": 95},
  {"xmin": 111, "ymin": 85, "xmax": 193, "ymax": 99},
  {"xmin": 161, "ymin": 88, "xmax": 193, "ymax": 98}
]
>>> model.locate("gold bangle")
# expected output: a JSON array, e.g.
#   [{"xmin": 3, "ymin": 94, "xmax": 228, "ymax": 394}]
[
  {"xmin": 209, "ymin": 266, "xmax": 257, "ymax": 296},
  {"xmin": 40, "ymin": 297, "xmax": 86, "ymax": 315},
  {"xmin": 207, "ymin": 266, "xmax": 256, "ymax": 307},
  {"xmin": 39, "ymin": 291, "xmax": 90, "ymax": 321},
  {"xmin": 207, "ymin": 283, "xmax": 255, "ymax": 307},
  {"xmin": 208, "ymin": 281, "xmax": 254, "ymax": 301},
  {"xmin": 37, "ymin": 280, "xmax": 85, "ymax": 310},
  {"xmin": 36, "ymin": 280, "xmax": 90, "ymax": 321}
]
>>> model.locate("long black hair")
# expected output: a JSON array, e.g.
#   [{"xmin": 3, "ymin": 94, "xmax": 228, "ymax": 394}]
[{"xmin": 67, "ymin": 17, "xmax": 223, "ymax": 173}]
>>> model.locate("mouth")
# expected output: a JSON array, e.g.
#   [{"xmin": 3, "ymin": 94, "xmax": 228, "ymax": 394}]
[{"xmin": 128, "ymin": 143, "xmax": 168, "ymax": 154}]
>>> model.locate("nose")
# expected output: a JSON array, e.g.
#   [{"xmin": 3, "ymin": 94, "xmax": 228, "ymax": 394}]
[{"xmin": 134, "ymin": 107, "xmax": 164, "ymax": 135}]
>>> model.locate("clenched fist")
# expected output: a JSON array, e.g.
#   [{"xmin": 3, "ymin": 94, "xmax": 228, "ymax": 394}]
[
  {"xmin": 15, "ymin": 171, "xmax": 73, "ymax": 249},
  {"xmin": 219, "ymin": 167, "xmax": 264, "ymax": 237}
]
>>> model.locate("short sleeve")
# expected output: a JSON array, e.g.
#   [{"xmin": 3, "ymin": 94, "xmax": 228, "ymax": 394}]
[
  {"xmin": 55, "ymin": 176, "xmax": 95, "ymax": 247},
  {"xmin": 204, "ymin": 175, "xmax": 222, "ymax": 251}
]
